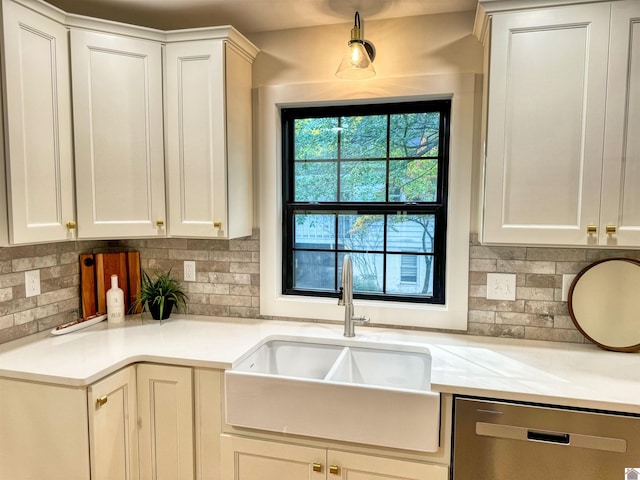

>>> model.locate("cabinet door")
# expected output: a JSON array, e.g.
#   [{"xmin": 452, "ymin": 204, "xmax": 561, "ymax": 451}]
[
  {"xmin": 600, "ymin": 0, "xmax": 640, "ymax": 246},
  {"xmin": 71, "ymin": 29, "xmax": 166, "ymax": 238},
  {"xmin": 165, "ymin": 40, "xmax": 253, "ymax": 239},
  {"xmin": 0, "ymin": 378, "xmax": 90, "ymax": 479},
  {"xmin": 327, "ymin": 450, "xmax": 448, "ymax": 480},
  {"xmin": 137, "ymin": 364, "xmax": 194, "ymax": 480},
  {"xmin": 2, "ymin": 0, "xmax": 76, "ymax": 244},
  {"xmin": 88, "ymin": 366, "xmax": 139, "ymax": 480},
  {"xmin": 220, "ymin": 435, "xmax": 325, "ymax": 480},
  {"xmin": 483, "ymin": 4, "xmax": 610, "ymax": 245}
]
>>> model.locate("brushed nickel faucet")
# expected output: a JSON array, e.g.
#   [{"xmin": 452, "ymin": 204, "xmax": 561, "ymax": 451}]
[{"xmin": 338, "ymin": 254, "xmax": 370, "ymax": 337}]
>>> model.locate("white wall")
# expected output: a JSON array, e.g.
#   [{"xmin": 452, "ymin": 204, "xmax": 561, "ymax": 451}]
[
  {"xmin": 247, "ymin": 11, "xmax": 483, "ymax": 86},
  {"xmin": 249, "ymin": 12, "xmax": 484, "ymax": 329}
]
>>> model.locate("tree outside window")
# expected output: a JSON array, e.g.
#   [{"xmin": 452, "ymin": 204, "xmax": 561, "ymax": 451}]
[{"xmin": 282, "ymin": 100, "xmax": 450, "ymax": 304}]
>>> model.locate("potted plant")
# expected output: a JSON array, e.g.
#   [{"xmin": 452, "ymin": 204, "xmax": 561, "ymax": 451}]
[{"xmin": 132, "ymin": 269, "xmax": 188, "ymax": 320}]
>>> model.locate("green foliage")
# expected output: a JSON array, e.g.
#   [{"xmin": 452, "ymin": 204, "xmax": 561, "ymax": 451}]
[
  {"xmin": 292, "ymin": 110, "xmax": 443, "ymax": 296},
  {"xmin": 132, "ymin": 269, "xmax": 188, "ymax": 319}
]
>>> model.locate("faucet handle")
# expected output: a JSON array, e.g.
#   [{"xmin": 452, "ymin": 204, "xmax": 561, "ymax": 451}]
[
  {"xmin": 337, "ymin": 287, "xmax": 345, "ymax": 306},
  {"xmin": 355, "ymin": 316, "xmax": 370, "ymax": 325}
]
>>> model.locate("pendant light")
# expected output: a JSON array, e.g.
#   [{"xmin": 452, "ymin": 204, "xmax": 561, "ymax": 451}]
[{"xmin": 335, "ymin": 11, "xmax": 376, "ymax": 80}]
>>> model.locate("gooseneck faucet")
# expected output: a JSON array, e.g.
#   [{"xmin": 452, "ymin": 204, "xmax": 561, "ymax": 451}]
[{"xmin": 338, "ymin": 255, "xmax": 370, "ymax": 337}]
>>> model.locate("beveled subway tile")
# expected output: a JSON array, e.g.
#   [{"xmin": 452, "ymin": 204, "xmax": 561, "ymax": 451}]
[
  {"xmin": 497, "ymin": 260, "xmax": 555, "ymax": 274},
  {"xmin": 516, "ymin": 287, "xmax": 554, "ymax": 301},
  {"xmin": 524, "ymin": 326, "xmax": 584, "ymax": 343},
  {"xmin": 496, "ymin": 312, "xmax": 553, "ymax": 328},
  {"xmin": 524, "ymin": 273, "xmax": 560, "ymax": 288},
  {"xmin": 470, "ymin": 245, "xmax": 527, "ymax": 260},
  {"xmin": 469, "ymin": 259, "xmax": 497, "ymax": 272},
  {"xmin": 467, "ymin": 323, "xmax": 525, "ymax": 339},
  {"xmin": 468, "ymin": 310, "xmax": 495, "ymax": 324},
  {"xmin": 526, "ymin": 247, "xmax": 586, "ymax": 262}
]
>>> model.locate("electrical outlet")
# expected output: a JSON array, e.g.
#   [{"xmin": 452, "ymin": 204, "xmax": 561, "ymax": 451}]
[
  {"xmin": 25, "ymin": 270, "xmax": 41, "ymax": 297},
  {"xmin": 486, "ymin": 273, "xmax": 516, "ymax": 301},
  {"xmin": 184, "ymin": 261, "xmax": 196, "ymax": 282},
  {"xmin": 562, "ymin": 274, "xmax": 577, "ymax": 302}
]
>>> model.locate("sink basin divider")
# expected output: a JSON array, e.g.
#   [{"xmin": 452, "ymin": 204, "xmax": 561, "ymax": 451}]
[{"xmin": 323, "ymin": 346, "xmax": 351, "ymax": 381}]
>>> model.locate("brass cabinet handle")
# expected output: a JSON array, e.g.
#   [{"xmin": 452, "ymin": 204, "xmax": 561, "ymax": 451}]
[
  {"xmin": 312, "ymin": 463, "xmax": 322, "ymax": 473},
  {"xmin": 66, "ymin": 221, "xmax": 76, "ymax": 229},
  {"xmin": 96, "ymin": 395, "xmax": 108, "ymax": 408},
  {"xmin": 213, "ymin": 221, "xmax": 222, "ymax": 228},
  {"xmin": 329, "ymin": 465, "xmax": 340, "ymax": 475},
  {"xmin": 156, "ymin": 219, "xmax": 165, "ymax": 227},
  {"xmin": 606, "ymin": 225, "xmax": 617, "ymax": 235},
  {"xmin": 586, "ymin": 225, "xmax": 597, "ymax": 234}
]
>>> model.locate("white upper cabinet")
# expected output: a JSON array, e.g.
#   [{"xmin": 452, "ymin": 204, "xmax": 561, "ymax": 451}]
[
  {"xmin": 1, "ymin": 0, "xmax": 76, "ymax": 244},
  {"xmin": 165, "ymin": 38, "xmax": 255, "ymax": 239},
  {"xmin": 482, "ymin": 2, "xmax": 611, "ymax": 245},
  {"xmin": 71, "ymin": 29, "xmax": 166, "ymax": 239},
  {"xmin": 600, "ymin": 0, "xmax": 640, "ymax": 246}
]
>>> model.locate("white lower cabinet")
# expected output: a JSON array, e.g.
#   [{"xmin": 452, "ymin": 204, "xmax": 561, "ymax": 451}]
[
  {"xmin": 137, "ymin": 364, "xmax": 194, "ymax": 480},
  {"xmin": 88, "ymin": 364, "xmax": 194, "ymax": 480},
  {"xmin": 220, "ymin": 435, "xmax": 448, "ymax": 480},
  {"xmin": 0, "ymin": 377, "xmax": 90, "ymax": 479},
  {"xmin": 88, "ymin": 365, "xmax": 139, "ymax": 480}
]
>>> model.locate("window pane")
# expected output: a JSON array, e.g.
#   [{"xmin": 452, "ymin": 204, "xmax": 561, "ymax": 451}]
[
  {"xmin": 294, "ymin": 214, "xmax": 335, "ymax": 249},
  {"xmin": 389, "ymin": 160, "xmax": 438, "ymax": 202},
  {"xmin": 389, "ymin": 112, "xmax": 440, "ymax": 158},
  {"xmin": 386, "ymin": 214, "xmax": 435, "ymax": 253},
  {"xmin": 340, "ymin": 115, "xmax": 387, "ymax": 159},
  {"xmin": 340, "ymin": 161, "xmax": 386, "ymax": 202},
  {"xmin": 295, "ymin": 162, "xmax": 337, "ymax": 202},
  {"xmin": 294, "ymin": 250, "xmax": 336, "ymax": 290},
  {"xmin": 386, "ymin": 254, "xmax": 434, "ymax": 296},
  {"xmin": 339, "ymin": 252, "xmax": 383, "ymax": 293},
  {"xmin": 294, "ymin": 117, "xmax": 338, "ymax": 160},
  {"xmin": 338, "ymin": 214, "xmax": 384, "ymax": 252}
]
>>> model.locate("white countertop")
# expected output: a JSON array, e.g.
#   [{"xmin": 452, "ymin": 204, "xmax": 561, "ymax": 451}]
[{"xmin": 0, "ymin": 314, "xmax": 639, "ymax": 414}]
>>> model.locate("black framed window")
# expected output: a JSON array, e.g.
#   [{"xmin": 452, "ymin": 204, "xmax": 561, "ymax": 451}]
[{"xmin": 282, "ymin": 100, "xmax": 450, "ymax": 304}]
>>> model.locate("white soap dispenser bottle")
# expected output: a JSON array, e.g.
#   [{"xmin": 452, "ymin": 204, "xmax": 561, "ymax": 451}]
[{"xmin": 106, "ymin": 274, "xmax": 125, "ymax": 324}]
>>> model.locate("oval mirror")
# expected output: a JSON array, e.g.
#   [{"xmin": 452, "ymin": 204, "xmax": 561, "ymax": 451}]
[{"xmin": 568, "ymin": 258, "xmax": 640, "ymax": 352}]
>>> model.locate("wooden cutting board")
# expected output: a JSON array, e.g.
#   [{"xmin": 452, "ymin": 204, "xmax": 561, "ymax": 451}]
[{"xmin": 80, "ymin": 252, "xmax": 141, "ymax": 318}]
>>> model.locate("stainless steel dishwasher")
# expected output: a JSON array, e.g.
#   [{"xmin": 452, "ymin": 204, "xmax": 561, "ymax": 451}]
[{"xmin": 452, "ymin": 397, "xmax": 640, "ymax": 480}]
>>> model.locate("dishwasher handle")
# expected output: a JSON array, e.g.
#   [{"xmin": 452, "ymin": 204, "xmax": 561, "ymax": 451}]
[
  {"xmin": 476, "ymin": 422, "xmax": 627, "ymax": 453},
  {"xmin": 527, "ymin": 430, "xmax": 570, "ymax": 444}
]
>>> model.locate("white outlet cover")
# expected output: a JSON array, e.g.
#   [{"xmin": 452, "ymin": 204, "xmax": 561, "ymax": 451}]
[
  {"xmin": 562, "ymin": 274, "xmax": 577, "ymax": 302},
  {"xmin": 184, "ymin": 261, "xmax": 196, "ymax": 282},
  {"xmin": 25, "ymin": 270, "xmax": 41, "ymax": 297},
  {"xmin": 486, "ymin": 273, "xmax": 516, "ymax": 301}
]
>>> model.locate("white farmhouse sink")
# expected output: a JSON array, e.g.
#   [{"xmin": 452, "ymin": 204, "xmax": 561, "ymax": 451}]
[{"xmin": 225, "ymin": 336, "xmax": 440, "ymax": 452}]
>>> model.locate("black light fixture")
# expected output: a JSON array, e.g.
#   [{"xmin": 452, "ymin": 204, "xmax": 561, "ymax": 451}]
[{"xmin": 335, "ymin": 11, "xmax": 376, "ymax": 79}]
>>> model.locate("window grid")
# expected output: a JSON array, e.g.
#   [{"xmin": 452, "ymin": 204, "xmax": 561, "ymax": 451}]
[{"xmin": 282, "ymin": 100, "xmax": 450, "ymax": 304}]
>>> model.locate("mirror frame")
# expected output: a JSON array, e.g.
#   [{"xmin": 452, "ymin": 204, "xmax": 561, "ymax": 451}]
[{"xmin": 568, "ymin": 257, "xmax": 640, "ymax": 353}]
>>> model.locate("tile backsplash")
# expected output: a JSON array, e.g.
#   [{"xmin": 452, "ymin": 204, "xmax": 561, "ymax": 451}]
[
  {"xmin": 468, "ymin": 234, "xmax": 640, "ymax": 343},
  {"xmin": 0, "ymin": 230, "xmax": 638, "ymax": 346},
  {"xmin": 0, "ymin": 233, "xmax": 260, "ymax": 344}
]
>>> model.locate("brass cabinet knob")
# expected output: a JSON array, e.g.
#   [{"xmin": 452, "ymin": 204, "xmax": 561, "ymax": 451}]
[
  {"xmin": 606, "ymin": 225, "xmax": 617, "ymax": 235},
  {"xmin": 329, "ymin": 465, "xmax": 340, "ymax": 475},
  {"xmin": 96, "ymin": 395, "xmax": 108, "ymax": 408},
  {"xmin": 213, "ymin": 221, "xmax": 222, "ymax": 228},
  {"xmin": 312, "ymin": 463, "xmax": 322, "ymax": 473},
  {"xmin": 586, "ymin": 225, "xmax": 597, "ymax": 234},
  {"xmin": 66, "ymin": 221, "xmax": 76, "ymax": 229},
  {"xmin": 156, "ymin": 219, "xmax": 165, "ymax": 228}
]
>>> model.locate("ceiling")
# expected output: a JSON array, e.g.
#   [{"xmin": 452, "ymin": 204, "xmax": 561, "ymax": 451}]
[{"xmin": 44, "ymin": 0, "xmax": 478, "ymax": 33}]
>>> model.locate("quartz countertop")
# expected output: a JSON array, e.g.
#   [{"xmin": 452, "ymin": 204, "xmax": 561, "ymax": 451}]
[{"xmin": 0, "ymin": 314, "xmax": 638, "ymax": 414}]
